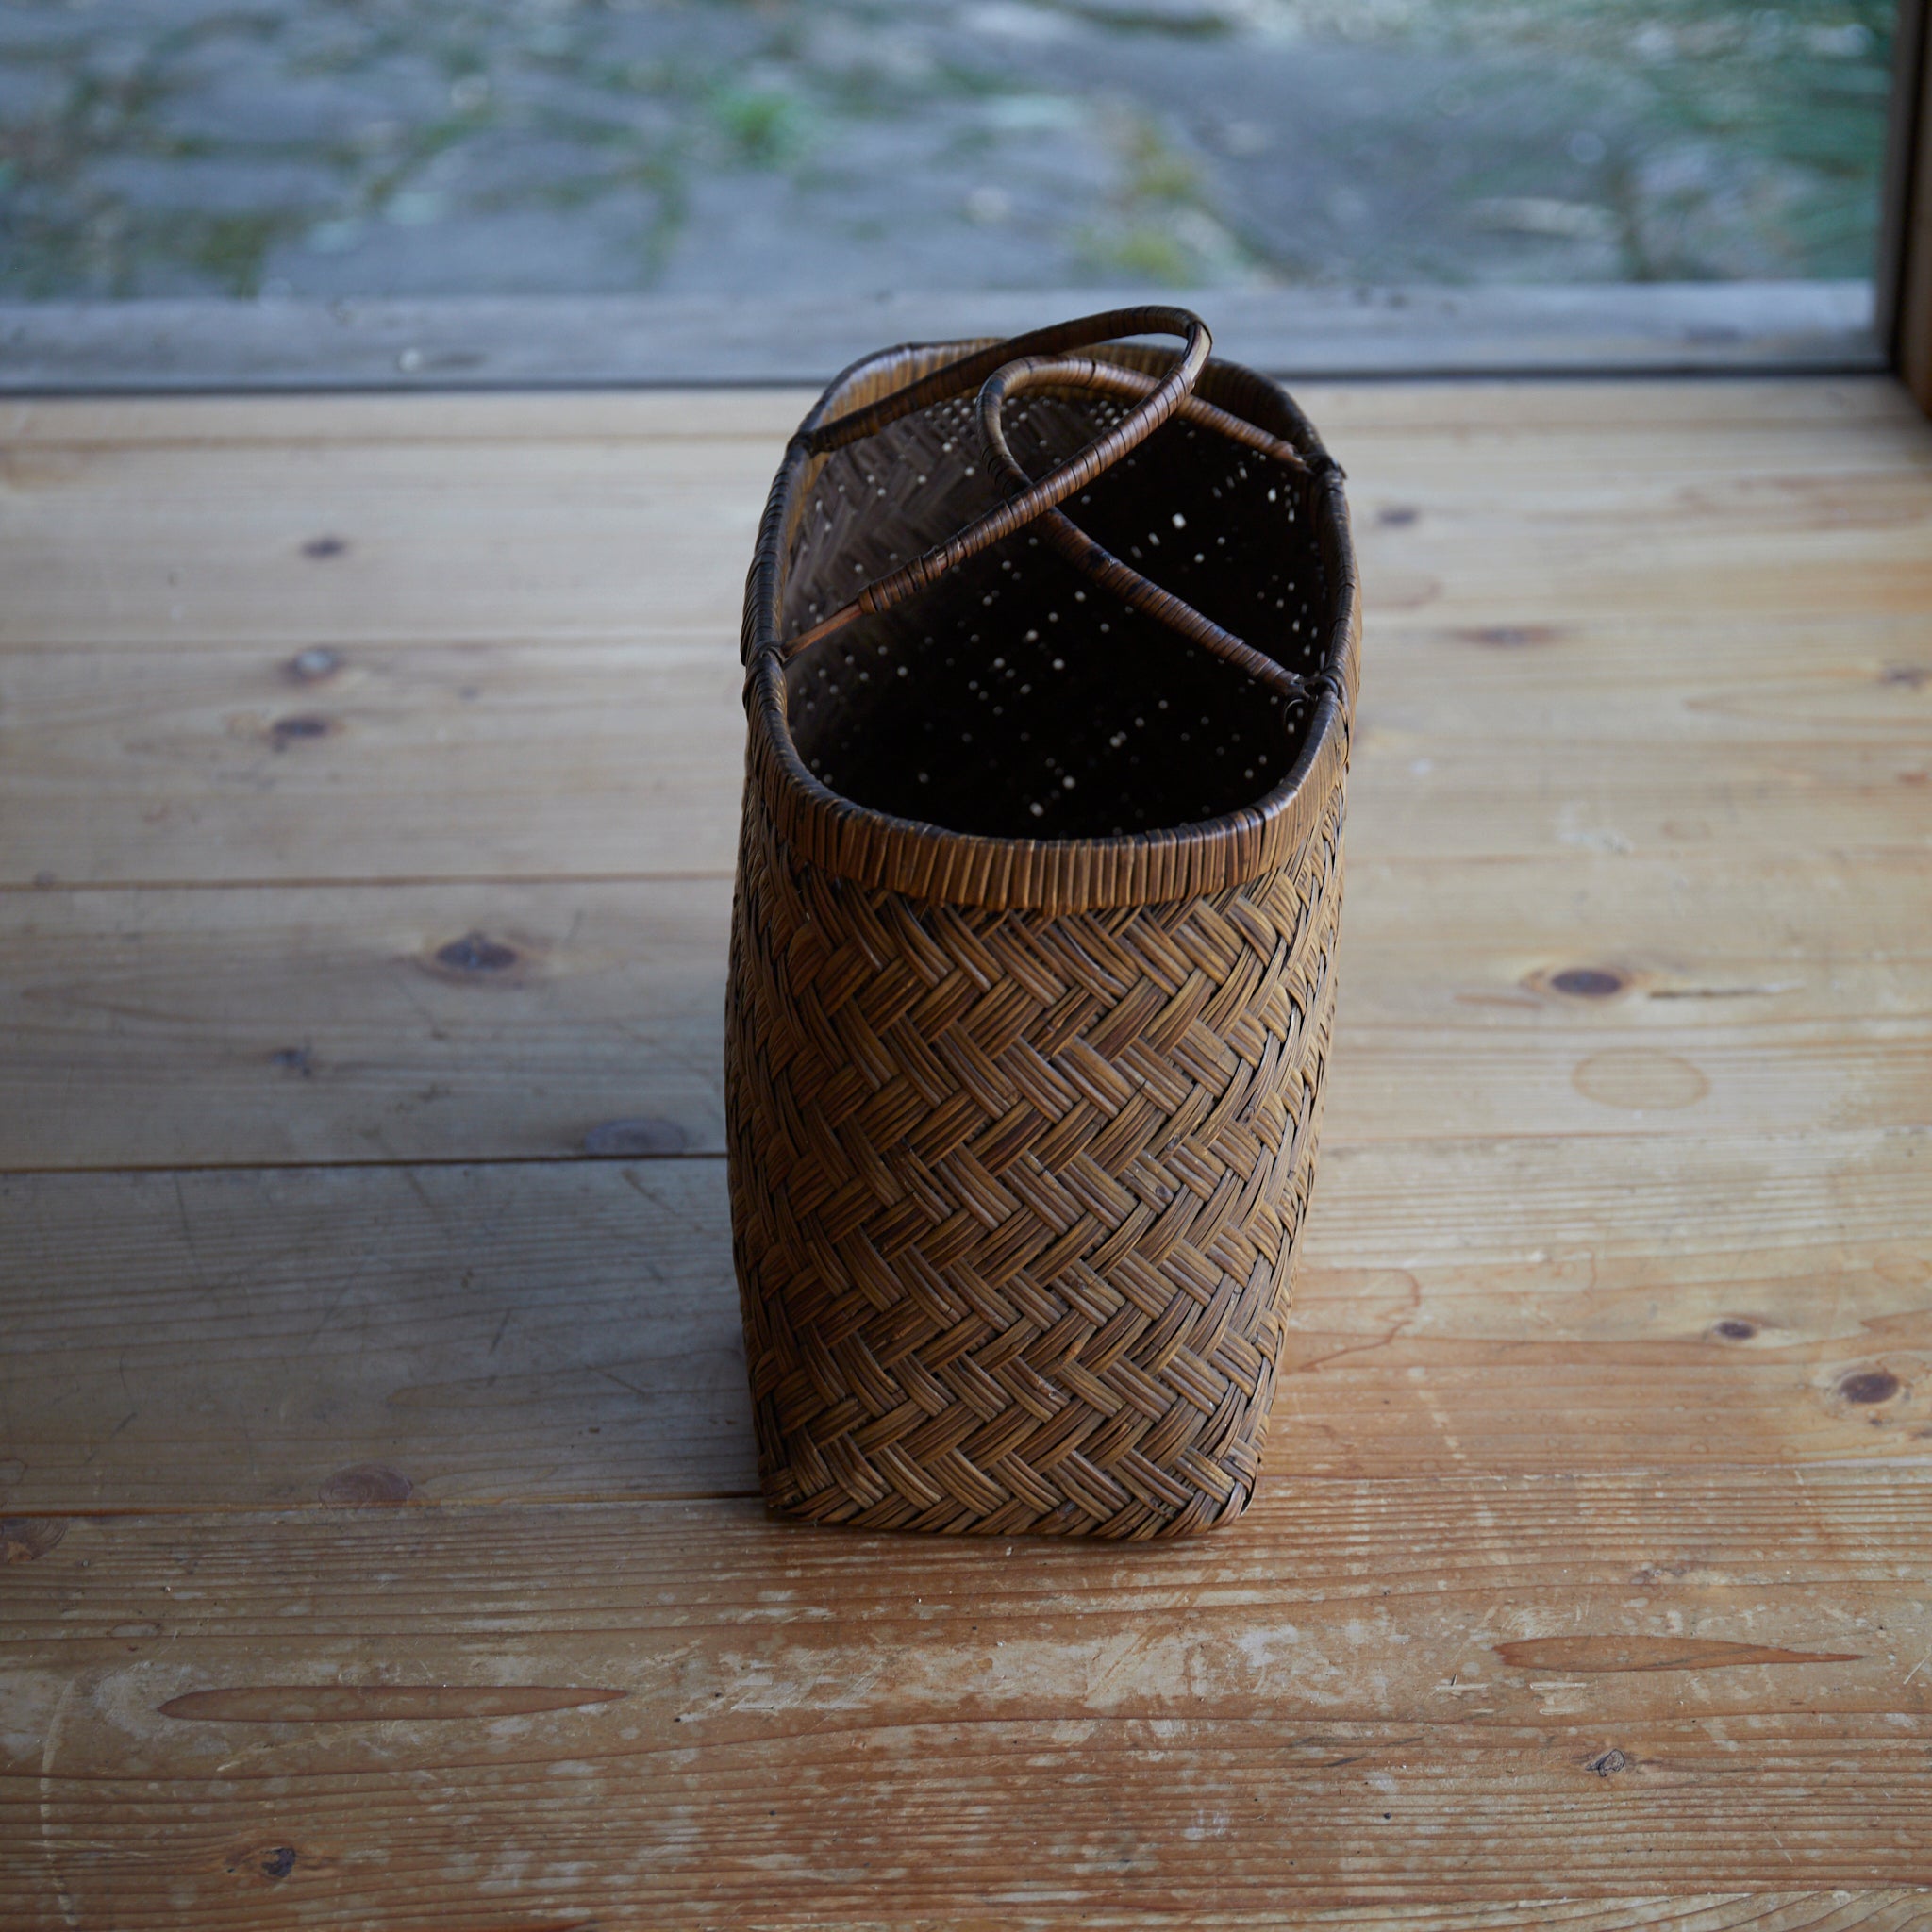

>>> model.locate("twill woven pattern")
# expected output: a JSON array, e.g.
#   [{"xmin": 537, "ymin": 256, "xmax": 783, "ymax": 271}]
[{"xmin": 725, "ymin": 778, "xmax": 1344, "ymax": 1539}]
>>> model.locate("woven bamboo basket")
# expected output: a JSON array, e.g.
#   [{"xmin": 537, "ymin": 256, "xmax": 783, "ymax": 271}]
[{"xmin": 726, "ymin": 308, "xmax": 1359, "ymax": 1538}]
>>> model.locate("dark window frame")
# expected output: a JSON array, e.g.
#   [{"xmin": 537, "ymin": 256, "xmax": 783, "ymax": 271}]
[{"xmin": 1883, "ymin": 0, "xmax": 1932, "ymax": 406}]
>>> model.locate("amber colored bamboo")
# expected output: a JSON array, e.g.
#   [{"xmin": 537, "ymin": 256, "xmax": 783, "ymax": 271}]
[{"xmin": 726, "ymin": 309, "xmax": 1360, "ymax": 1538}]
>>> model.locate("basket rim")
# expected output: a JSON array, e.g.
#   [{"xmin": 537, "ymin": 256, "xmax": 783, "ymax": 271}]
[{"xmin": 741, "ymin": 333, "xmax": 1360, "ymax": 915}]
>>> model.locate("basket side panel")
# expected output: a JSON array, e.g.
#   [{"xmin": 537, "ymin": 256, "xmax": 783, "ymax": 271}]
[{"xmin": 724, "ymin": 765, "xmax": 1345, "ymax": 1540}]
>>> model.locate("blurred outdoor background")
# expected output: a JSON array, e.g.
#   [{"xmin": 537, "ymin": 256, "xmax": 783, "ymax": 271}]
[{"xmin": 0, "ymin": 0, "xmax": 1899, "ymax": 302}]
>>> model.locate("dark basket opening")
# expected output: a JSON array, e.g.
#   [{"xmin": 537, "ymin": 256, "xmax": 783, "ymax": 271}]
[{"xmin": 780, "ymin": 381, "xmax": 1331, "ymax": 843}]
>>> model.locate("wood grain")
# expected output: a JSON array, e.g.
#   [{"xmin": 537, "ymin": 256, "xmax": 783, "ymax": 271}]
[
  {"xmin": 2, "ymin": 623, "xmax": 1928, "ymax": 889},
  {"xmin": 4, "ymin": 848, "xmax": 1927, "ymax": 1169},
  {"xmin": 5, "ymin": 385, "xmax": 1927, "ymax": 672},
  {"xmin": 0, "ymin": 1161, "xmax": 756, "ymax": 1511},
  {"xmin": 1362, "ymin": 614, "xmax": 1932, "ymax": 743},
  {"xmin": 3, "ymin": 1480, "xmax": 1928, "ymax": 1926},
  {"xmin": 0, "ymin": 437, "xmax": 768, "ymax": 650},
  {"xmin": 9, "ymin": 1718, "xmax": 1926, "ymax": 1925},
  {"xmin": 1491, "ymin": 1636, "xmax": 1862, "ymax": 1672},
  {"xmin": 1, "ymin": 1130, "xmax": 1924, "ymax": 1513},
  {"xmin": 0, "ymin": 638, "xmax": 744, "ymax": 887},
  {"xmin": 0, "ymin": 879, "xmax": 736, "ymax": 1166},
  {"xmin": 155, "ymin": 1685, "xmax": 628, "ymax": 1722},
  {"xmin": 3, "ymin": 373, "xmax": 1917, "ymax": 444},
  {"xmin": 4, "ymin": 378, "xmax": 1930, "ymax": 1924}
]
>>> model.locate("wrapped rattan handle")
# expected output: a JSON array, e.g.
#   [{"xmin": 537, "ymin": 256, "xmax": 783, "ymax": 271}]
[
  {"xmin": 781, "ymin": 307, "xmax": 1314, "ymax": 697},
  {"xmin": 782, "ymin": 306, "xmax": 1208, "ymax": 659},
  {"xmin": 974, "ymin": 353, "xmax": 1310, "ymax": 699}
]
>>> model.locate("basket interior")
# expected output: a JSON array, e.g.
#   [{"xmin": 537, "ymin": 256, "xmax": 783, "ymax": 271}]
[{"xmin": 779, "ymin": 375, "xmax": 1332, "ymax": 843}]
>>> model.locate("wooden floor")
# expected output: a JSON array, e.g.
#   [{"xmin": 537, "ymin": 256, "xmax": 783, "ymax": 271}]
[{"xmin": 2, "ymin": 377, "xmax": 1930, "ymax": 1928}]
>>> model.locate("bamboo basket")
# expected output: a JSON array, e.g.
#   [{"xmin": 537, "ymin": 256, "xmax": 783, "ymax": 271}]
[{"xmin": 726, "ymin": 308, "xmax": 1359, "ymax": 1538}]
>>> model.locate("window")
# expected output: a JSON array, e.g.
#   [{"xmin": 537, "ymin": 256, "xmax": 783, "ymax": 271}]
[{"xmin": 1, "ymin": 0, "xmax": 1924, "ymax": 385}]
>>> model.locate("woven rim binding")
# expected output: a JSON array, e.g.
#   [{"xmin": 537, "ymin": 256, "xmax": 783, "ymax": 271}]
[{"xmin": 742, "ymin": 324, "xmax": 1360, "ymax": 915}]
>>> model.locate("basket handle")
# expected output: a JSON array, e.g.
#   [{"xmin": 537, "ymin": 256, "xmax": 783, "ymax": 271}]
[
  {"xmin": 780, "ymin": 307, "xmax": 1317, "ymax": 698},
  {"xmin": 974, "ymin": 352, "xmax": 1312, "ymax": 700},
  {"xmin": 781, "ymin": 306, "xmax": 1208, "ymax": 660}
]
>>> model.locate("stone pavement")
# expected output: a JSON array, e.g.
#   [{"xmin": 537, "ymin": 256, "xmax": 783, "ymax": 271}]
[{"xmin": 0, "ymin": 0, "xmax": 1894, "ymax": 301}]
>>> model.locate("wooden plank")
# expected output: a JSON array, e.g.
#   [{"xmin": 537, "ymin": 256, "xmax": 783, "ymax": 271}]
[
  {"xmin": 0, "ymin": 389, "xmax": 818, "ymax": 446},
  {"xmin": 0, "ymin": 854, "xmax": 1924, "ymax": 1166},
  {"xmin": 0, "ymin": 281, "xmax": 1881, "ymax": 396},
  {"xmin": 0, "ymin": 859, "xmax": 1913, "ymax": 1170},
  {"xmin": 1, "ymin": 1130, "xmax": 1924, "ymax": 1514},
  {"xmin": 1320, "ymin": 1009, "xmax": 1932, "ymax": 1143},
  {"xmin": 1360, "ymin": 614, "xmax": 1932, "ymax": 745},
  {"xmin": 1, "ymin": 1881, "xmax": 1917, "ymax": 1932},
  {"xmin": 0, "ymin": 1161, "xmax": 754, "ymax": 1511},
  {"xmin": 1348, "ymin": 736, "xmax": 1932, "ymax": 861},
  {"xmin": 2, "ymin": 377, "xmax": 1927, "ymax": 1924},
  {"xmin": 10, "ymin": 611, "xmax": 1922, "ymax": 744},
  {"xmin": 1, "ymin": 1473, "xmax": 1926, "ymax": 1928},
  {"xmin": 2, "ymin": 625, "xmax": 1929, "ymax": 890},
  {"xmin": 4, "ymin": 852, "xmax": 1926, "ymax": 1170},
  {"xmin": 0, "ymin": 639, "xmax": 745, "ymax": 887},
  {"xmin": 0, "ymin": 879, "xmax": 733, "ymax": 1167},
  {"xmin": 1276, "ymin": 1909, "xmax": 1932, "ymax": 1932},
  {"xmin": 0, "ymin": 440, "xmax": 762, "ymax": 653},
  {"xmin": 0, "ymin": 385, "xmax": 1922, "ymax": 894},
  {"xmin": 4, "ymin": 382, "xmax": 1930, "ymax": 654},
  {"xmin": 4, "ymin": 375, "xmax": 1921, "ymax": 448}
]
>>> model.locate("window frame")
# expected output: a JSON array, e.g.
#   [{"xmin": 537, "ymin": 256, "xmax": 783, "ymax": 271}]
[{"xmin": 1882, "ymin": 0, "xmax": 1932, "ymax": 406}]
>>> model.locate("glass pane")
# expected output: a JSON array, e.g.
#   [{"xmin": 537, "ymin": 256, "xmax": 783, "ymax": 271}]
[{"xmin": 0, "ymin": 0, "xmax": 1896, "ymax": 301}]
